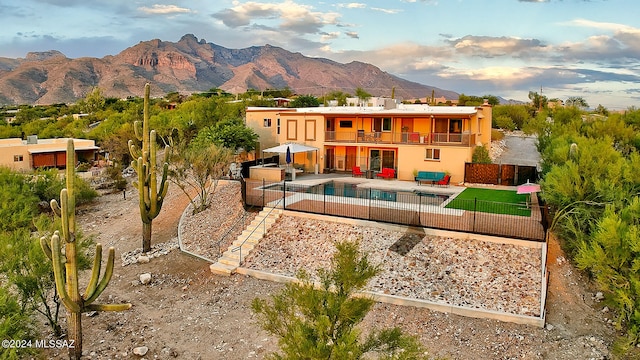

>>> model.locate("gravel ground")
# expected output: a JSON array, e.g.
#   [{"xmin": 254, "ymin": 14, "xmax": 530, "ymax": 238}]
[
  {"xmin": 48, "ymin": 172, "xmax": 617, "ymax": 360},
  {"xmin": 241, "ymin": 215, "xmax": 543, "ymax": 317}
]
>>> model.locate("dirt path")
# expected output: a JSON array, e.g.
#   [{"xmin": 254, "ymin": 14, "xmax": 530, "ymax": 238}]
[{"xmin": 42, "ymin": 183, "xmax": 617, "ymax": 359}]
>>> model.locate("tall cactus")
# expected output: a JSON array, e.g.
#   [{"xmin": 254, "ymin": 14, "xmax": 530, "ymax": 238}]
[
  {"xmin": 128, "ymin": 83, "xmax": 170, "ymax": 252},
  {"xmin": 40, "ymin": 139, "xmax": 131, "ymax": 360}
]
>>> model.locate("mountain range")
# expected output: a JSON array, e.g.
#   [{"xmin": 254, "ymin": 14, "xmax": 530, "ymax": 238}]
[{"xmin": 0, "ymin": 34, "xmax": 460, "ymax": 105}]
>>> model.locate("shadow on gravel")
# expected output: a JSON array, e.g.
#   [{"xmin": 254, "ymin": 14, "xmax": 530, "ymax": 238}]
[{"xmin": 389, "ymin": 226, "xmax": 426, "ymax": 256}]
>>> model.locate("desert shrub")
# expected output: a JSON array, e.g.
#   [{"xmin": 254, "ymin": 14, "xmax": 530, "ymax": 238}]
[
  {"xmin": 495, "ymin": 115, "xmax": 516, "ymax": 131},
  {"xmin": 252, "ymin": 240, "xmax": 428, "ymax": 360},
  {"xmin": 472, "ymin": 145, "xmax": 492, "ymax": 164},
  {"xmin": 491, "ymin": 129, "xmax": 504, "ymax": 141},
  {"xmin": 0, "ymin": 285, "xmax": 36, "ymax": 359}
]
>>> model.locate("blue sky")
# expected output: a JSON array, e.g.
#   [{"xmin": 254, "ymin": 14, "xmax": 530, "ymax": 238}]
[{"xmin": 1, "ymin": 0, "xmax": 639, "ymax": 109}]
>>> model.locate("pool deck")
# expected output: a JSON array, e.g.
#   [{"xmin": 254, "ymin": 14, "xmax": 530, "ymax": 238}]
[{"xmin": 283, "ymin": 173, "xmax": 467, "ymax": 196}]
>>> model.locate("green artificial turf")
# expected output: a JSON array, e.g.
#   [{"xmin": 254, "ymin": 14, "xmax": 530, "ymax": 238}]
[{"xmin": 445, "ymin": 187, "xmax": 531, "ymax": 216}]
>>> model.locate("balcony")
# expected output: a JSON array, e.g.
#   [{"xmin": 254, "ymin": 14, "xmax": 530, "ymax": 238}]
[{"xmin": 324, "ymin": 131, "xmax": 476, "ymax": 146}]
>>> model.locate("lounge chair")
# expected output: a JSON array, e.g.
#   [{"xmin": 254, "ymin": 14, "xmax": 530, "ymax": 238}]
[
  {"xmin": 352, "ymin": 166, "xmax": 364, "ymax": 177},
  {"xmin": 436, "ymin": 174, "xmax": 451, "ymax": 187},
  {"xmin": 376, "ymin": 168, "xmax": 395, "ymax": 179}
]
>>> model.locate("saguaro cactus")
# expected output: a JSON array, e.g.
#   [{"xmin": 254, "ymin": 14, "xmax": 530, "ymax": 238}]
[
  {"xmin": 40, "ymin": 139, "xmax": 131, "ymax": 360},
  {"xmin": 128, "ymin": 83, "xmax": 170, "ymax": 253}
]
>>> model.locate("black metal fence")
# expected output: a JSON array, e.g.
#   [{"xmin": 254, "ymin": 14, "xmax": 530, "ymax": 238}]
[{"xmin": 242, "ymin": 178, "xmax": 547, "ymax": 241}]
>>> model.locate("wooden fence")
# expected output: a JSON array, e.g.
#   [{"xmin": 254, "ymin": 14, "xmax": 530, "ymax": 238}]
[{"xmin": 464, "ymin": 163, "xmax": 538, "ymax": 185}]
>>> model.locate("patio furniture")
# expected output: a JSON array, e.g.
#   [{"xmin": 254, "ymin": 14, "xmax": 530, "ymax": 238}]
[
  {"xmin": 352, "ymin": 166, "xmax": 364, "ymax": 177},
  {"xmin": 436, "ymin": 174, "xmax": 451, "ymax": 187},
  {"xmin": 415, "ymin": 171, "xmax": 445, "ymax": 185},
  {"xmin": 376, "ymin": 168, "xmax": 395, "ymax": 179}
]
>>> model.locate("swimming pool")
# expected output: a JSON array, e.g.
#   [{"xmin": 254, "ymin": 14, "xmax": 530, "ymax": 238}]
[{"xmin": 263, "ymin": 181, "xmax": 452, "ymax": 205}]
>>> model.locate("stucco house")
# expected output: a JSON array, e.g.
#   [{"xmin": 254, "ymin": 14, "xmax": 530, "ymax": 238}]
[
  {"xmin": 0, "ymin": 136, "xmax": 99, "ymax": 172},
  {"xmin": 245, "ymin": 100, "xmax": 492, "ymax": 184}
]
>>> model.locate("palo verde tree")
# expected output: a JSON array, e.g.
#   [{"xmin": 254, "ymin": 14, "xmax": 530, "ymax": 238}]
[
  {"xmin": 128, "ymin": 83, "xmax": 171, "ymax": 252},
  {"xmin": 40, "ymin": 139, "xmax": 131, "ymax": 360},
  {"xmin": 252, "ymin": 240, "xmax": 428, "ymax": 360},
  {"xmin": 169, "ymin": 140, "xmax": 234, "ymax": 214}
]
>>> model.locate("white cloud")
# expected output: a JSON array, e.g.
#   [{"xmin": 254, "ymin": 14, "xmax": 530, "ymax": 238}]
[
  {"xmin": 138, "ymin": 4, "xmax": 192, "ymax": 15},
  {"xmin": 371, "ymin": 7, "xmax": 401, "ymax": 14},
  {"xmin": 338, "ymin": 3, "xmax": 366, "ymax": 9},
  {"xmin": 213, "ymin": 0, "xmax": 342, "ymax": 35},
  {"xmin": 566, "ymin": 19, "xmax": 636, "ymax": 32}
]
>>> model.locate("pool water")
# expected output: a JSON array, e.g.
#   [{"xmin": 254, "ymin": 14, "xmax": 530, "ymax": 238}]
[{"xmin": 264, "ymin": 180, "xmax": 451, "ymax": 205}]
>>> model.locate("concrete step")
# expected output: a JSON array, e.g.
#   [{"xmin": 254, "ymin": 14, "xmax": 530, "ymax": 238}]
[
  {"xmin": 236, "ymin": 234, "xmax": 262, "ymax": 244},
  {"xmin": 239, "ymin": 230, "xmax": 264, "ymax": 241},
  {"xmin": 230, "ymin": 240, "xmax": 256, "ymax": 249},
  {"xmin": 228, "ymin": 243, "xmax": 255, "ymax": 253},
  {"xmin": 218, "ymin": 255, "xmax": 240, "ymax": 266},
  {"xmin": 249, "ymin": 217, "xmax": 277, "ymax": 227},
  {"xmin": 209, "ymin": 262, "xmax": 236, "ymax": 276}
]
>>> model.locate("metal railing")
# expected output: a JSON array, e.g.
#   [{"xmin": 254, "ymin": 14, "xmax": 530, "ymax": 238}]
[
  {"xmin": 324, "ymin": 131, "xmax": 476, "ymax": 146},
  {"xmin": 231, "ymin": 196, "xmax": 283, "ymax": 263},
  {"xmin": 242, "ymin": 179, "xmax": 547, "ymax": 241},
  {"xmin": 213, "ymin": 205, "xmax": 257, "ymax": 258}
]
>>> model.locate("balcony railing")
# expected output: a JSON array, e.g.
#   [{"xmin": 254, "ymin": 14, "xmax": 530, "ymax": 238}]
[{"xmin": 324, "ymin": 131, "xmax": 475, "ymax": 146}]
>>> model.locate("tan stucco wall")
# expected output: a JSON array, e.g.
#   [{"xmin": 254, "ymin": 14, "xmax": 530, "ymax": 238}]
[
  {"xmin": 397, "ymin": 146, "xmax": 471, "ymax": 183},
  {"xmin": 0, "ymin": 138, "xmax": 97, "ymax": 171},
  {"xmin": 245, "ymin": 109, "xmax": 280, "ymax": 153}
]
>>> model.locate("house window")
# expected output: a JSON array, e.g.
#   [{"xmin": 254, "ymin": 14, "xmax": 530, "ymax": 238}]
[
  {"xmin": 339, "ymin": 120, "xmax": 353, "ymax": 128},
  {"xmin": 305, "ymin": 120, "xmax": 316, "ymax": 141},
  {"xmin": 425, "ymin": 148, "xmax": 441, "ymax": 161},
  {"xmin": 383, "ymin": 118, "xmax": 392, "ymax": 131},
  {"xmin": 287, "ymin": 120, "xmax": 298, "ymax": 140},
  {"xmin": 373, "ymin": 118, "xmax": 392, "ymax": 132},
  {"xmin": 13, "ymin": 155, "xmax": 23, "ymax": 162},
  {"xmin": 277, "ymin": 118, "xmax": 281, "ymax": 134},
  {"xmin": 263, "ymin": 118, "xmax": 272, "ymax": 127}
]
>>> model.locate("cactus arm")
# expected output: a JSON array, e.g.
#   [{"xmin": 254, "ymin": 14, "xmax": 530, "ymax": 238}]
[
  {"xmin": 84, "ymin": 303, "xmax": 132, "ymax": 312},
  {"xmin": 40, "ymin": 236, "xmax": 52, "ymax": 260},
  {"xmin": 59, "ymin": 189, "xmax": 71, "ymax": 243},
  {"xmin": 50, "ymin": 199, "xmax": 61, "ymax": 217},
  {"xmin": 149, "ymin": 130, "xmax": 158, "ymax": 217},
  {"xmin": 82, "ymin": 243, "xmax": 103, "ymax": 301},
  {"xmin": 83, "ymin": 247, "xmax": 115, "ymax": 304},
  {"xmin": 50, "ymin": 232, "xmax": 81, "ymax": 313},
  {"xmin": 133, "ymin": 120, "xmax": 143, "ymax": 141}
]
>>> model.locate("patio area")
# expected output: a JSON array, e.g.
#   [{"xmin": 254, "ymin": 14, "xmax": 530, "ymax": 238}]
[{"xmin": 243, "ymin": 174, "xmax": 546, "ymax": 241}]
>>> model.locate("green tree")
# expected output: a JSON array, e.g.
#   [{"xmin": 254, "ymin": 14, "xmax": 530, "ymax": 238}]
[
  {"xmin": 290, "ymin": 95, "xmax": 320, "ymax": 108},
  {"xmin": 193, "ymin": 119, "xmax": 259, "ymax": 153},
  {"xmin": 169, "ymin": 141, "xmax": 234, "ymax": 214},
  {"xmin": 79, "ymin": 87, "xmax": 106, "ymax": 114},
  {"xmin": 323, "ymin": 90, "xmax": 350, "ymax": 106},
  {"xmin": 528, "ymin": 91, "xmax": 548, "ymax": 112},
  {"xmin": 472, "ymin": 145, "xmax": 492, "ymax": 164},
  {"xmin": 252, "ymin": 240, "xmax": 428, "ymax": 360},
  {"xmin": 355, "ymin": 87, "xmax": 372, "ymax": 106},
  {"xmin": 565, "ymin": 96, "xmax": 589, "ymax": 109}
]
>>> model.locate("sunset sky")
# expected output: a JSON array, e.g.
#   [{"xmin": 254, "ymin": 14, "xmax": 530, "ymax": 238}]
[{"xmin": 1, "ymin": 0, "xmax": 639, "ymax": 109}]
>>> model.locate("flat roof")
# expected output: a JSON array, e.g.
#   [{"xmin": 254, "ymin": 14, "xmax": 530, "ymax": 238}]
[
  {"xmin": 28, "ymin": 145, "xmax": 99, "ymax": 154},
  {"xmin": 246, "ymin": 104, "xmax": 480, "ymax": 116}
]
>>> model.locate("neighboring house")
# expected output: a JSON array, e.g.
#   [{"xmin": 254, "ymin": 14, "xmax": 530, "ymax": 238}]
[
  {"xmin": 245, "ymin": 101, "xmax": 492, "ymax": 183},
  {"xmin": 0, "ymin": 136, "xmax": 99, "ymax": 172}
]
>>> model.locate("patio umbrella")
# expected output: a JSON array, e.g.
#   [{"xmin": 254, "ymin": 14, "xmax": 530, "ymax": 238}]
[
  {"xmin": 262, "ymin": 143, "xmax": 318, "ymax": 154},
  {"xmin": 262, "ymin": 142, "xmax": 319, "ymax": 172},
  {"xmin": 516, "ymin": 181, "xmax": 541, "ymax": 195},
  {"xmin": 285, "ymin": 146, "xmax": 292, "ymax": 165}
]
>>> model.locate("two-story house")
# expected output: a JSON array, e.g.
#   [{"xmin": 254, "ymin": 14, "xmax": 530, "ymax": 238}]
[{"xmin": 246, "ymin": 101, "xmax": 492, "ymax": 184}]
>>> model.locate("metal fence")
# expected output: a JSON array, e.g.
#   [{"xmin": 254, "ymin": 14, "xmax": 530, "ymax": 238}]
[{"xmin": 242, "ymin": 178, "xmax": 547, "ymax": 241}]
